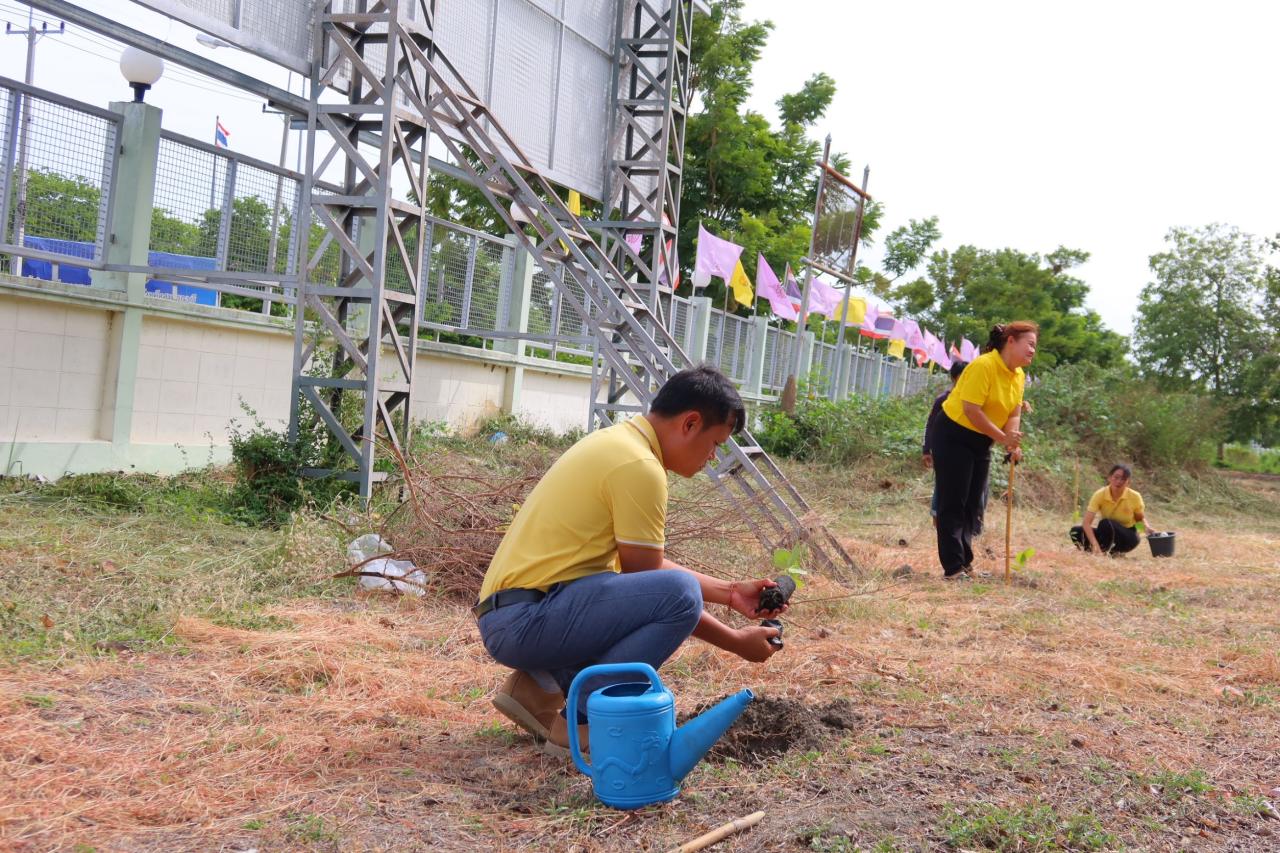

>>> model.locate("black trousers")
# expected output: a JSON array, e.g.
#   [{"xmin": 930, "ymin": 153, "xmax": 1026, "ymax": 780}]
[
  {"xmin": 932, "ymin": 412, "xmax": 993, "ymax": 576},
  {"xmin": 1070, "ymin": 520, "xmax": 1140, "ymax": 554}
]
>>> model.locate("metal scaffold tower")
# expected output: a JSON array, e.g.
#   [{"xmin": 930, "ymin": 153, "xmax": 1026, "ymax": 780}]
[
  {"xmin": 288, "ymin": 0, "xmax": 431, "ymax": 497},
  {"xmin": 292, "ymin": 0, "xmax": 857, "ymax": 577},
  {"xmin": 589, "ymin": 0, "xmax": 693, "ymax": 431}
]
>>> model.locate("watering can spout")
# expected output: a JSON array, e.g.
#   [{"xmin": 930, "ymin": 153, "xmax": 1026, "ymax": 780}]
[{"xmin": 668, "ymin": 688, "xmax": 754, "ymax": 781}]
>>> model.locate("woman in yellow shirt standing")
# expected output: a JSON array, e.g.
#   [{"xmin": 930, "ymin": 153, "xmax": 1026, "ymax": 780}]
[
  {"xmin": 932, "ymin": 321, "xmax": 1038, "ymax": 579},
  {"xmin": 1069, "ymin": 463, "xmax": 1157, "ymax": 555}
]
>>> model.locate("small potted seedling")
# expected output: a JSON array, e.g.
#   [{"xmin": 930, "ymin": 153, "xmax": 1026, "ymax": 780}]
[
  {"xmin": 755, "ymin": 545, "xmax": 808, "ymax": 647},
  {"xmin": 1011, "ymin": 547, "xmax": 1035, "ymax": 572}
]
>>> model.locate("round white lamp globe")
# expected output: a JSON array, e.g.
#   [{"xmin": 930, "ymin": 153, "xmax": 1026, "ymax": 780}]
[{"xmin": 119, "ymin": 47, "xmax": 164, "ymax": 102}]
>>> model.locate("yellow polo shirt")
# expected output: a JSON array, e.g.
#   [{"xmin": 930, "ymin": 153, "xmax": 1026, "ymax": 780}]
[
  {"xmin": 478, "ymin": 416, "xmax": 667, "ymax": 600},
  {"xmin": 942, "ymin": 349, "xmax": 1025, "ymax": 433},
  {"xmin": 1086, "ymin": 486, "xmax": 1145, "ymax": 528}
]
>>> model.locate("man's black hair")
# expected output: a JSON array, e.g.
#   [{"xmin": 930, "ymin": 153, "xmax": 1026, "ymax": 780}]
[
  {"xmin": 649, "ymin": 365, "xmax": 746, "ymax": 435},
  {"xmin": 948, "ymin": 360, "xmax": 968, "ymax": 382},
  {"xmin": 1108, "ymin": 463, "xmax": 1132, "ymax": 480}
]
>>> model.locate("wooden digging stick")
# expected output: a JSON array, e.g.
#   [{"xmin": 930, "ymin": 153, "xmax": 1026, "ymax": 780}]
[
  {"xmin": 1073, "ymin": 457, "xmax": 1080, "ymax": 521},
  {"xmin": 1005, "ymin": 457, "xmax": 1017, "ymax": 583},
  {"xmin": 666, "ymin": 811, "xmax": 766, "ymax": 853}
]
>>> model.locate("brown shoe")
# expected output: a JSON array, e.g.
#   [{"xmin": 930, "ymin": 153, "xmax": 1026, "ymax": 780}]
[
  {"xmin": 492, "ymin": 670, "xmax": 562, "ymax": 741},
  {"xmin": 543, "ymin": 713, "xmax": 590, "ymax": 759}
]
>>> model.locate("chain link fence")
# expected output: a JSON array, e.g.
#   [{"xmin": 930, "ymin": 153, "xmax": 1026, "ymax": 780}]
[
  {"xmin": 148, "ymin": 130, "xmax": 303, "ymax": 310},
  {"xmin": 668, "ymin": 293, "xmax": 692, "ymax": 356},
  {"xmin": 421, "ymin": 217, "xmax": 513, "ymax": 343},
  {"xmin": 0, "ymin": 76, "xmax": 117, "ymax": 278},
  {"xmin": 0, "ymin": 77, "xmax": 937, "ymax": 401}
]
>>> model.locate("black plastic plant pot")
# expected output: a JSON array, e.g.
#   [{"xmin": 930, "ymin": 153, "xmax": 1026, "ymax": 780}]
[{"xmin": 1147, "ymin": 531, "xmax": 1176, "ymax": 558}]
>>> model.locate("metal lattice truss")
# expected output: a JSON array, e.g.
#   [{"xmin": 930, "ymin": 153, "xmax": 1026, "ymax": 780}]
[
  {"xmin": 590, "ymin": 0, "xmax": 694, "ymax": 434},
  {"xmin": 597, "ymin": 0, "xmax": 691, "ymax": 309},
  {"xmin": 292, "ymin": 0, "xmax": 856, "ymax": 577},
  {"xmin": 288, "ymin": 0, "xmax": 432, "ymax": 495}
]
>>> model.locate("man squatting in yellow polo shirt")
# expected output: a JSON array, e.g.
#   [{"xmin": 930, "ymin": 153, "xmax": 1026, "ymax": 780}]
[{"xmin": 474, "ymin": 366, "xmax": 789, "ymax": 756}]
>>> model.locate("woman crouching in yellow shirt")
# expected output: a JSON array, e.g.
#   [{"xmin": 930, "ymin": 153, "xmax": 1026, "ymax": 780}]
[
  {"xmin": 932, "ymin": 321, "xmax": 1038, "ymax": 579},
  {"xmin": 1069, "ymin": 463, "xmax": 1159, "ymax": 555}
]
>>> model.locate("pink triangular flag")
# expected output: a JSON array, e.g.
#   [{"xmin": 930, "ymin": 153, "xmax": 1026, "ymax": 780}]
[
  {"xmin": 693, "ymin": 224, "xmax": 743, "ymax": 286},
  {"xmin": 756, "ymin": 254, "xmax": 798, "ymax": 321},
  {"xmin": 808, "ymin": 277, "xmax": 843, "ymax": 318}
]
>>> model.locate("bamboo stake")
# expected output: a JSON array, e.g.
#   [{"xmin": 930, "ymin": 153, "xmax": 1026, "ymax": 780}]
[
  {"xmin": 666, "ymin": 811, "xmax": 766, "ymax": 853},
  {"xmin": 1005, "ymin": 457, "xmax": 1017, "ymax": 583},
  {"xmin": 1072, "ymin": 457, "xmax": 1081, "ymax": 522}
]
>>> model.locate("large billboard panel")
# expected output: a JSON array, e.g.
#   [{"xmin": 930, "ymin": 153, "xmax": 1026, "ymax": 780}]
[{"xmin": 132, "ymin": 0, "xmax": 622, "ymax": 199}]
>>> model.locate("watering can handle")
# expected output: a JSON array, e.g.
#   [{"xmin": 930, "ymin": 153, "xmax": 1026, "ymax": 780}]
[{"xmin": 564, "ymin": 662, "xmax": 664, "ymax": 777}]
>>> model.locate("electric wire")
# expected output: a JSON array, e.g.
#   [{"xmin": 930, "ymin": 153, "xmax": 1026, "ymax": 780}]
[{"xmin": 0, "ymin": 1, "xmax": 275, "ymax": 105}]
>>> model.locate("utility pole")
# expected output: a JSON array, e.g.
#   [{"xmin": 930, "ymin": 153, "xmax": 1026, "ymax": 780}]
[
  {"xmin": 263, "ymin": 71, "xmax": 294, "ymax": 282},
  {"xmin": 5, "ymin": 6, "xmax": 66, "ymax": 275}
]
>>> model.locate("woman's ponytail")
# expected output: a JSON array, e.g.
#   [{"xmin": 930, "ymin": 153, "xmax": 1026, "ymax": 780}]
[{"xmin": 983, "ymin": 324, "xmax": 1007, "ymax": 353}]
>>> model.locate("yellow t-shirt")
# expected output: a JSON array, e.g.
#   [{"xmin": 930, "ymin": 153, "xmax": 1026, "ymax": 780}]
[
  {"xmin": 1086, "ymin": 486, "xmax": 1145, "ymax": 528},
  {"xmin": 942, "ymin": 349, "xmax": 1025, "ymax": 433},
  {"xmin": 478, "ymin": 416, "xmax": 667, "ymax": 600}
]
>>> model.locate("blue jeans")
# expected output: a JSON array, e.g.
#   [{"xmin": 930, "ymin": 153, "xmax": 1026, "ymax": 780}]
[{"xmin": 477, "ymin": 569, "xmax": 703, "ymax": 717}]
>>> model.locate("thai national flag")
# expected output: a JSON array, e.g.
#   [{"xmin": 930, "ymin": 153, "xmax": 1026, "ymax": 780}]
[{"xmin": 214, "ymin": 119, "xmax": 230, "ymax": 148}]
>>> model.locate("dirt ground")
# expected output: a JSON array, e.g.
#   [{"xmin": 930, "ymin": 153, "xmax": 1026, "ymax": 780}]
[{"xmin": 1, "ymin": 473, "xmax": 1279, "ymax": 851}]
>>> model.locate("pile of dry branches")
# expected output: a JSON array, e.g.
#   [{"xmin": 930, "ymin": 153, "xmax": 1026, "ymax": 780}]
[
  {"xmin": 384, "ymin": 444, "xmax": 553, "ymax": 600},
  {"xmin": 377, "ymin": 443, "xmax": 766, "ymax": 602}
]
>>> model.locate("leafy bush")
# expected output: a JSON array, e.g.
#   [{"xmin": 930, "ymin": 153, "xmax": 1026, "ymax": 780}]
[
  {"xmin": 756, "ymin": 392, "xmax": 933, "ymax": 465},
  {"xmin": 1221, "ymin": 443, "xmax": 1280, "ymax": 474},
  {"xmin": 227, "ymin": 409, "xmax": 352, "ymax": 526},
  {"xmin": 473, "ymin": 413, "xmax": 583, "ymax": 449},
  {"xmin": 754, "ymin": 362, "xmax": 1220, "ymax": 476},
  {"xmin": 1025, "ymin": 363, "xmax": 1220, "ymax": 470}
]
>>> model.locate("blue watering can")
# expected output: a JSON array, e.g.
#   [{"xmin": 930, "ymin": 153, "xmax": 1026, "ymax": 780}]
[{"xmin": 565, "ymin": 662, "xmax": 754, "ymax": 810}]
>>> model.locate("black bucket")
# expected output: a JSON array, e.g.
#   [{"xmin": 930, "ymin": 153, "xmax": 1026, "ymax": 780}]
[{"xmin": 1147, "ymin": 531, "xmax": 1176, "ymax": 558}]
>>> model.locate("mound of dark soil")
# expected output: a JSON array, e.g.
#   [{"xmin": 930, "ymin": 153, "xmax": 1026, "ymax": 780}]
[{"xmin": 681, "ymin": 696, "xmax": 865, "ymax": 765}]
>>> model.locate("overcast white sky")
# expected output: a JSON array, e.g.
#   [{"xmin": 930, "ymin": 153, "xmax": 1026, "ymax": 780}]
[
  {"xmin": 3, "ymin": 0, "xmax": 1278, "ymax": 337},
  {"xmin": 740, "ymin": 0, "xmax": 1280, "ymax": 336}
]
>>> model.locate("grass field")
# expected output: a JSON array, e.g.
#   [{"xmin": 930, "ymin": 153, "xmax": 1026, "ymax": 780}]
[{"xmin": 1, "ymin": 459, "xmax": 1278, "ymax": 851}]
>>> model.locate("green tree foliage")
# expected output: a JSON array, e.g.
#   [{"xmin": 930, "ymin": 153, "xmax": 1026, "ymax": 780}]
[
  {"xmin": 878, "ymin": 217, "xmax": 942, "ymax": 287},
  {"xmin": 425, "ymin": 151, "xmax": 511, "ymax": 236},
  {"xmin": 1133, "ymin": 224, "xmax": 1279, "ymax": 446},
  {"xmin": 149, "ymin": 207, "xmax": 201, "ymax": 255},
  {"xmin": 680, "ymin": 1, "xmax": 872, "ymax": 312},
  {"xmin": 17, "ymin": 169, "xmax": 101, "ymax": 243},
  {"xmin": 893, "ymin": 242, "xmax": 1126, "ymax": 369}
]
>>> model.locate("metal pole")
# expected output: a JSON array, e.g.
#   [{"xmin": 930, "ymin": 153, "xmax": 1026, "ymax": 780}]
[
  {"xmin": 209, "ymin": 114, "xmax": 219, "ymax": 214},
  {"xmin": 830, "ymin": 165, "xmax": 871, "ymax": 398},
  {"xmin": 788, "ymin": 135, "xmax": 831, "ymax": 386},
  {"xmin": 5, "ymin": 9, "xmax": 64, "ymax": 275},
  {"xmin": 265, "ymin": 72, "xmax": 292, "ymax": 278}
]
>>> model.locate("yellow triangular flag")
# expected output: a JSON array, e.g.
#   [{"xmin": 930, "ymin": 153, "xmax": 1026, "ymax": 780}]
[
  {"xmin": 887, "ymin": 338, "xmax": 905, "ymax": 359},
  {"xmin": 834, "ymin": 296, "xmax": 866, "ymax": 325},
  {"xmin": 729, "ymin": 259, "xmax": 754, "ymax": 305},
  {"xmin": 559, "ymin": 190, "xmax": 583, "ymax": 253}
]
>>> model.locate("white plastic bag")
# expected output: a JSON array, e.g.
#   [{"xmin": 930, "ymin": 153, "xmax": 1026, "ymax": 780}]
[{"xmin": 346, "ymin": 534, "xmax": 426, "ymax": 596}]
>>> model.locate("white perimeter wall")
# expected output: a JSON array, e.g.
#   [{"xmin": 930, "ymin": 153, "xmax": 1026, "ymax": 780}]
[{"xmin": 0, "ymin": 279, "xmax": 598, "ymax": 479}]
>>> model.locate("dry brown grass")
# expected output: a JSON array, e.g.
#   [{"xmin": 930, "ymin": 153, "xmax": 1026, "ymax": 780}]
[{"xmin": 1, "ymin": 465, "xmax": 1278, "ymax": 851}]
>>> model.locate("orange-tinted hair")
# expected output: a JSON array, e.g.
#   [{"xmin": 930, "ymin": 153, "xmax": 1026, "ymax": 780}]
[{"xmin": 983, "ymin": 320, "xmax": 1039, "ymax": 353}]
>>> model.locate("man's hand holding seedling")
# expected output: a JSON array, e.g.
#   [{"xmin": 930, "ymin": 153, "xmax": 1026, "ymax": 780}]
[
  {"xmin": 729, "ymin": 578, "xmax": 789, "ymax": 620},
  {"xmin": 720, "ymin": 579, "xmax": 788, "ymax": 662}
]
